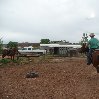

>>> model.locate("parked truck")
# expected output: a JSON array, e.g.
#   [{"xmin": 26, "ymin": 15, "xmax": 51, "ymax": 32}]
[{"xmin": 18, "ymin": 46, "xmax": 46, "ymax": 55}]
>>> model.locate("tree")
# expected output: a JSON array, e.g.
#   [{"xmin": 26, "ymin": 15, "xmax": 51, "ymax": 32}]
[
  {"xmin": 7, "ymin": 41, "xmax": 18, "ymax": 48},
  {"xmin": 79, "ymin": 33, "xmax": 88, "ymax": 45},
  {"xmin": 40, "ymin": 39, "xmax": 50, "ymax": 44}
]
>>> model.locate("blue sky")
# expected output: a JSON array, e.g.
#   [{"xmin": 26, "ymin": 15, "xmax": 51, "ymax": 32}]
[{"xmin": 0, "ymin": 0, "xmax": 99, "ymax": 43}]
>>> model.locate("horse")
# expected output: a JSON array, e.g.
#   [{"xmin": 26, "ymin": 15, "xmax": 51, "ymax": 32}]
[
  {"xmin": 91, "ymin": 50, "xmax": 99, "ymax": 73},
  {"xmin": 80, "ymin": 43, "xmax": 99, "ymax": 73},
  {"xmin": 78, "ymin": 43, "xmax": 89, "ymax": 54},
  {"xmin": 2, "ymin": 48, "xmax": 20, "ymax": 60}
]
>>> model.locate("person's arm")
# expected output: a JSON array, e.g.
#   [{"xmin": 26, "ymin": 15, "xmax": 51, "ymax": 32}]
[{"xmin": 96, "ymin": 38, "xmax": 99, "ymax": 47}]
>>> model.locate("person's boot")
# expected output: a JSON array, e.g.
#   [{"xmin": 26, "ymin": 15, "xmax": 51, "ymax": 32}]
[{"xmin": 87, "ymin": 63, "xmax": 91, "ymax": 65}]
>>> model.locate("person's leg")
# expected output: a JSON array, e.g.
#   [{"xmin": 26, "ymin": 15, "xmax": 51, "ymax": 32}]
[
  {"xmin": 90, "ymin": 49, "xmax": 95, "ymax": 64},
  {"xmin": 86, "ymin": 49, "xmax": 92, "ymax": 65}
]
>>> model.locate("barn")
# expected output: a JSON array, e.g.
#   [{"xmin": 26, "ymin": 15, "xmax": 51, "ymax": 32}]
[{"xmin": 40, "ymin": 44, "xmax": 81, "ymax": 57}]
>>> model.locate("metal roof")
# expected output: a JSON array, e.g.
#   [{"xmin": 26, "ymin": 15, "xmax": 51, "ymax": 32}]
[{"xmin": 40, "ymin": 44, "xmax": 81, "ymax": 48}]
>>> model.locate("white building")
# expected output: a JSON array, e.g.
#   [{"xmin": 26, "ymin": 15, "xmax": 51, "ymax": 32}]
[{"xmin": 40, "ymin": 44, "xmax": 81, "ymax": 56}]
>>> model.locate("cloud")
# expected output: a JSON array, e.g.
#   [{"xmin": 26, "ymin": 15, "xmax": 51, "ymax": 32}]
[{"xmin": 0, "ymin": 0, "xmax": 99, "ymax": 43}]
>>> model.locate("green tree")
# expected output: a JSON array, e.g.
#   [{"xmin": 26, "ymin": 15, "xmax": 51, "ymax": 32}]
[
  {"xmin": 40, "ymin": 39, "xmax": 50, "ymax": 44},
  {"xmin": 7, "ymin": 41, "xmax": 18, "ymax": 48},
  {"xmin": 79, "ymin": 33, "xmax": 88, "ymax": 45}
]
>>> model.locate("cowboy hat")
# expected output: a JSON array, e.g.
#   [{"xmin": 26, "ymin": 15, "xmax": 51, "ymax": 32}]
[{"xmin": 89, "ymin": 33, "xmax": 95, "ymax": 37}]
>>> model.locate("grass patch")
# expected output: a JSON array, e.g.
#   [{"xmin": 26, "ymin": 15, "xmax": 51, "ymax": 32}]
[{"xmin": 0, "ymin": 58, "xmax": 11, "ymax": 64}]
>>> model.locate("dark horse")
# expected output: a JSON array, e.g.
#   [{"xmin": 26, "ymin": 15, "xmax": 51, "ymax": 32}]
[
  {"xmin": 78, "ymin": 43, "xmax": 89, "ymax": 54},
  {"xmin": 81, "ymin": 43, "xmax": 99, "ymax": 73},
  {"xmin": 2, "ymin": 48, "xmax": 20, "ymax": 60},
  {"xmin": 91, "ymin": 50, "xmax": 99, "ymax": 73}
]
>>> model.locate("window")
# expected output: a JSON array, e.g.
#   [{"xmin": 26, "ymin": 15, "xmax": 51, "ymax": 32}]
[
  {"xmin": 28, "ymin": 48, "xmax": 31, "ymax": 50},
  {"xmin": 22, "ymin": 48, "xmax": 27, "ymax": 50}
]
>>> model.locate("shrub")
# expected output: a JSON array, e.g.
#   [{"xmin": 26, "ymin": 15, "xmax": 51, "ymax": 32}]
[{"xmin": 0, "ymin": 59, "xmax": 11, "ymax": 64}]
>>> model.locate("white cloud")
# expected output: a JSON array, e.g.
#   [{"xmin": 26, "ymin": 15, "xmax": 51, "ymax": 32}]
[{"xmin": 0, "ymin": 0, "xmax": 99, "ymax": 43}]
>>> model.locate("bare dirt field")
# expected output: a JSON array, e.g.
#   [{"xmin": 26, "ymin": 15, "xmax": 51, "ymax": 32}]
[{"xmin": 0, "ymin": 57, "xmax": 99, "ymax": 99}]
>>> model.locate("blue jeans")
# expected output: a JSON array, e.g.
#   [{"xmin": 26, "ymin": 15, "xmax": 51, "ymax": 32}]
[{"xmin": 86, "ymin": 49, "xmax": 95, "ymax": 64}]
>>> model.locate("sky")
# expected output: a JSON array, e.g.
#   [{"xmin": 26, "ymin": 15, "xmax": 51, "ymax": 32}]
[{"xmin": 0, "ymin": 0, "xmax": 99, "ymax": 44}]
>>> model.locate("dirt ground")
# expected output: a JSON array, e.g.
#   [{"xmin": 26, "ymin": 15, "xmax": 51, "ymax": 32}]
[{"xmin": 0, "ymin": 57, "xmax": 99, "ymax": 99}]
